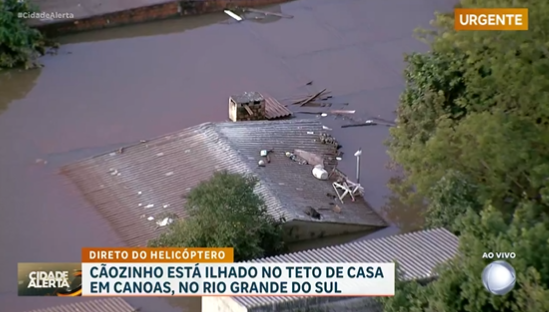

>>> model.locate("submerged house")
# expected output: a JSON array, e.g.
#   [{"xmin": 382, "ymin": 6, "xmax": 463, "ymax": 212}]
[
  {"xmin": 202, "ymin": 228, "xmax": 460, "ymax": 312},
  {"xmin": 62, "ymin": 119, "xmax": 386, "ymax": 247}
]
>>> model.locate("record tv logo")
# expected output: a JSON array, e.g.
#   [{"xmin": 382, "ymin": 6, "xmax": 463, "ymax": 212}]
[{"xmin": 481, "ymin": 260, "xmax": 516, "ymax": 295}]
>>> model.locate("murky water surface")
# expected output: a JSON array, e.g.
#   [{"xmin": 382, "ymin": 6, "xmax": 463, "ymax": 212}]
[{"xmin": 0, "ymin": 0, "xmax": 455, "ymax": 310}]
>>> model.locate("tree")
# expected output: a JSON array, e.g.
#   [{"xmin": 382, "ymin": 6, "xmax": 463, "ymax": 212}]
[
  {"xmin": 0, "ymin": 0, "xmax": 49, "ymax": 69},
  {"xmin": 388, "ymin": 0, "xmax": 549, "ymax": 216},
  {"xmin": 148, "ymin": 170, "xmax": 286, "ymax": 261},
  {"xmin": 382, "ymin": 201, "xmax": 549, "ymax": 312},
  {"xmin": 424, "ymin": 169, "xmax": 479, "ymax": 234},
  {"xmin": 384, "ymin": 0, "xmax": 549, "ymax": 310}
]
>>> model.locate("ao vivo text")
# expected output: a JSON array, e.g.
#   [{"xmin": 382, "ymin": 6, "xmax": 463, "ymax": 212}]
[{"xmin": 482, "ymin": 252, "xmax": 516, "ymax": 259}]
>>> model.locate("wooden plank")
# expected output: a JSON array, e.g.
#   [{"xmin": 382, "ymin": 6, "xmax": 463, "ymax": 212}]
[{"xmin": 243, "ymin": 105, "xmax": 254, "ymax": 116}]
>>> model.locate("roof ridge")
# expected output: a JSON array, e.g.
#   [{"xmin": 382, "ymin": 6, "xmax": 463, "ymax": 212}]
[{"xmin": 208, "ymin": 123, "xmax": 295, "ymax": 221}]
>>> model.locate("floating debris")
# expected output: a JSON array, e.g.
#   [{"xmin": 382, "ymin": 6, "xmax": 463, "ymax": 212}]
[
  {"xmin": 137, "ymin": 191, "xmax": 142, "ymax": 195},
  {"xmin": 163, "ymin": 204, "xmax": 170, "ymax": 208},
  {"xmin": 322, "ymin": 126, "xmax": 332, "ymax": 130},
  {"xmin": 341, "ymin": 120, "xmax": 378, "ymax": 128},
  {"xmin": 293, "ymin": 89, "xmax": 329, "ymax": 106},
  {"xmin": 109, "ymin": 168, "xmax": 119, "ymax": 176},
  {"xmin": 35, "ymin": 158, "xmax": 48, "ymax": 165},
  {"xmin": 331, "ymin": 110, "xmax": 355, "ymax": 114},
  {"xmin": 258, "ymin": 159, "xmax": 266, "ymax": 167},
  {"xmin": 145, "ymin": 204, "xmax": 154, "ymax": 208},
  {"xmin": 307, "ymin": 131, "xmax": 314, "ymax": 134},
  {"xmin": 224, "ymin": 10, "xmax": 243, "ymax": 21},
  {"xmin": 147, "ymin": 216, "xmax": 154, "ymax": 221},
  {"xmin": 109, "ymin": 152, "xmax": 117, "ymax": 156},
  {"xmin": 165, "ymin": 172, "xmax": 174, "ymax": 176},
  {"xmin": 156, "ymin": 152, "xmax": 164, "ymax": 156},
  {"xmin": 321, "ymin": 113, "xmax": 328, "ymax": 117},
  {"xmin": 138, "ymin": 203, "xmax": 143, "ymax": 207}
]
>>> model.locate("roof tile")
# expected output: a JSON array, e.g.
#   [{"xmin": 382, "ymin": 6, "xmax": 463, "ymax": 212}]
[
  {"xmin": 25, "ymin": 298, "xmax": 135, "ymax": 312},
  {"xmin": 235, "ymin": 228, "xmax": 459, "ymax": 308},
  {"xmin": 62, "ymin": 119, "xmax": 385, "ymax": 246}
]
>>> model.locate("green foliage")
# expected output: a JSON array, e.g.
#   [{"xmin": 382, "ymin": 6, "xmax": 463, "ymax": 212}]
[
  {"xmin": 424, "ymin": 169, "xmax": 479, "ymax": 233},
  {"xmin": 384, "ymin": 202, "xmax": 549, "ymax": 312},
  {"xmin": 0, "ymin": 0, "xmax": 47, "ymax": 69},
  {"xmin": 388, "ymin": 0, "xmax": 549, "ymax": 209},
  {"xmin": 148, "ymin": 170, "xmax": 286, "ymax": 262},
  {"xmin": 384, "ymin": 0, "xmax": 549, "ymax": 310}
]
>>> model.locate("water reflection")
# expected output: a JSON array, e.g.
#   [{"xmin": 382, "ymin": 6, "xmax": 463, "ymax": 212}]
[
  {"xmin": 0, "ymin": 68, "xmax": 41, "ymax": 113},
  {"xmin": 381, "ymin": 175, "xmax": 426, "ymax": 233}
]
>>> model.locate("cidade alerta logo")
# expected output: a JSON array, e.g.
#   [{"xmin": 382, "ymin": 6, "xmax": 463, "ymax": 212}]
[{"xmin": 481, "ymin": 252, "xmax": 516, "ymax": 295}]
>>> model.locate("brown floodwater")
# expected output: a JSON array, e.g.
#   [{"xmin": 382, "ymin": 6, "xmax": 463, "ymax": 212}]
[{"xmin": 0, "ymin": 0, "xmax": 455, "ymax": 310}]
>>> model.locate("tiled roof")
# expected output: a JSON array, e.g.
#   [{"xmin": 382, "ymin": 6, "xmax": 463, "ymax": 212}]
[
  {"xmin": 253, "ymin": 297, "xmax": 383, "ymax": 312},
  {"xmin": 25, "ymin": 298, "xmax": 135, "ymax": 312},
  {"xmin": 264, "ymin": 95, "xmax": 292, "ymax": 120},
  {"xmin": 235, "ymin": 228, "xmax": 459, "ymax": 308},
  {"xmin": 62, "ymin": 119, "xmax": 385, "ymax": 246}
]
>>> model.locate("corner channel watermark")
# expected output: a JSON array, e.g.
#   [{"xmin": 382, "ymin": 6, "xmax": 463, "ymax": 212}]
[{"xmin": 18, "ymin": 11, "xmax": 75, "ymax": 21}]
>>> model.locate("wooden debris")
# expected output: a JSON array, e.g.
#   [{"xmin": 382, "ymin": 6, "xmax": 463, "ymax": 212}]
[
  {"xmin": 245, "ymin": 8, "xmax": 294, "ymax": 19},
  {"xmin": 224, "ymin": 10, "xmax": 243, "ymax": 21},
  {"xmin": 296, "ymin": 111, "xmax": 321, "ymax": 115},
  {"xmin": 293, "ymin": 88, "xmax": 328, "ymax": 106},
  {"xmin": 301, "ymin": 102, "xmax": 331, "ymax": 107},
  {"xmin": 243, "ymin": 105, "xmax": 254, "ymax": 115},
  {"xmin": 330, "ymin": 109, "xmax": 355, "ymax": 114},
  {"xmin": 341, "ymin": 121, "xmax": 377, "ymax": 128},
  {"xmin": 294, "ymin": 149, "xmax": 324, "ymax": 166}
]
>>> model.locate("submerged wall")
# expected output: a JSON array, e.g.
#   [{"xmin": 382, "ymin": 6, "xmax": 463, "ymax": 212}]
[{"xmin": 37, "ymin": 0, "xmax": 292, "ymax": 36}]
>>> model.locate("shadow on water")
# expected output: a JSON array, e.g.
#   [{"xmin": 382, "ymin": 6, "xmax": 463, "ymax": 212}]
[
  {"xmin": 380, "ymin": 175, "xmax": 426, "ymax": 233},
  {"xmin": 0, "ymin": 68, "xmax": 41, "ymax": 114}
]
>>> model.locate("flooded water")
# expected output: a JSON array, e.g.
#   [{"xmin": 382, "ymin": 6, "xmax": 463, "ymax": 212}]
[{"xmin": 0, "ymin": 0, "xmax": 455, "ymax": 310}]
